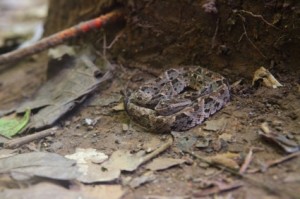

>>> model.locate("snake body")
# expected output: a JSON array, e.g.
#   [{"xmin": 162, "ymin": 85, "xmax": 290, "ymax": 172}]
[{"xmin": 125, "ymin": 66, "xmax": 230, "ymax": 133}]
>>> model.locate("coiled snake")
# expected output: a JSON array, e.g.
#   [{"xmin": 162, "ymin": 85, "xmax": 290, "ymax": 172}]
[{"xmin": 125, "ymin": 66, "xmax": 230, "ymax": 133}]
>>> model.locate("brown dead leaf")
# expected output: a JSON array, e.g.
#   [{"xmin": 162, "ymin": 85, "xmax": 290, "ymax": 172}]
[
  {"xmin": 252, "ymin": 66, "xmax": 283, "ymax": 88},
  {"xmin": 145, "ymin": 157, "xmax": 186, "ymax": 171},
  {"xmin": 112, "ymin": 102, "xmax": 125, "ymax": 111},
  {"xmin": 208, "ymin": 152, "xmax": 240, "ymax": 170},
  {"xmin": 259, "ymin": 123, "xmax": 299, "ymax": 153}
]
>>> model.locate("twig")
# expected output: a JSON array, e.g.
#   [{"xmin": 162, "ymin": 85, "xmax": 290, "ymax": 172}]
[
  {"xmin": 184, "ymin": 150, "xmax": 299, "ymax": 199},
  {"xmin": 248, "ymin": 151, "xmax": 300, "ymax": 173},
  {"xmin": 98, "ymin": 29, "xmax": 124, "ymax": 58},
  {"xmin": 238, "ymin": 14, "xmax": 267, "ymax": 59},
  {"xmin": 238, "ymin": 10, "xmax": 281, "ymax": 30},
  {"xmin": 4, "ymin": 127, "xmax": 57, "ymax": 149},
  {"xmin": 0, "ymin": 9, "xmax": 124, "ymax": 67},
  {"xmin": 142, "ymin": 136, "xmax": 173, "ymax": 163},
  {"xmin": 239, "ymin": 148, "xmax": 253, "ymax": 174},
  {"xmin": 106, "ymin": 30, "xmax": 124, "ymax": 49}
]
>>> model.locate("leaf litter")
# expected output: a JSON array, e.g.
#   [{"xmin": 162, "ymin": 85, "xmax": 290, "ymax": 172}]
[
  {"xmin": 0, "ymin": 137, "xmax": 173, "ymax": 198},
  {"xmin": 1, "ymin": 2, "xmax": 299, "ymax": 199},
  {"xmin": 14, "ymin": 48, "xmax": 113, "ymax": 131},
  {"xmin": 0, "ymin": 182, "xmax": 125, "ymax": 199},
  {"xmin": 65, "ymin": 148, "xmax": 110, "ymax": 183},
  {"xmin": 259, "ymin": 122, "xmax": 299, "ymax": 153},
  {"xmin": 252, "ymin": 66, "xmax": 283, "ymax": 88},
  {"xmin": 0, "ymin": 152, "xmax": 79, "ymax": 181},
  {"xmin": 93, "ymin": 137, "xmax": 172, "ymax": 182}
]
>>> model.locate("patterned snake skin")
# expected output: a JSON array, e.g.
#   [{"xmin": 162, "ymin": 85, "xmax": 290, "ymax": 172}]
[{"xmin": 125, "ymin": 66, "xmax": 230, "ymax": 133}]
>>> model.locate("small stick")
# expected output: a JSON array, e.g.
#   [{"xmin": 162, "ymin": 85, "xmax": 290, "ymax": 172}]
[
  {"xmin": 211, "ymin": 18, "xmax": 220, "ymax": 49},
  {"xmin": 184, "ymin": 150, "xmax": 299, "ymax": 199},
  {"xmin": 4, "ymin": 127, "xmax": 57, "ymax": 149},
  {"xmin": 142, "ymin": 136, "xmax": 173, "ymax": 163},
  {"xmin": 0, "ymin": 9, "xmax": 124, "ymax": 66},
  {"xmin": 248, "ymin": 151, "xmax": 300, "ymax": 173},
  {"xmin": 239, "ymin": 148, "xmax": 253, "ymax": 174}
]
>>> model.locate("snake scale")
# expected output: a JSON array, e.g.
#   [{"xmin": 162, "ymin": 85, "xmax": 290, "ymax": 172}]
[{"xmin": 125, "ymin": 66, "xmax": 230, "ymax": 133}]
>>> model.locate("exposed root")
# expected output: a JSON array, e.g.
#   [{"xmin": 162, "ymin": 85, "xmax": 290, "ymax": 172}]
[
  {"xmin": 211, "ymin": 18, "xmax": 220, "ymax": 50},
  {"xmin": 237, "ymin": 14, "xmax": 267, "ymax": 59},
  {"xmin": 238, "ymin": 10, "xmax": 281, "ymax": 31}
]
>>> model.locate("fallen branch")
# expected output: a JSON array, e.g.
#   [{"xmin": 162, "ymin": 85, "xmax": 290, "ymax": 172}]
[
  {"xmin": 4, "ymin": 127, "xmax": 57, "ymax": 149},
  {"xmin": 0, "ymin": 9, "xmax": 124, "ymax": 67}
]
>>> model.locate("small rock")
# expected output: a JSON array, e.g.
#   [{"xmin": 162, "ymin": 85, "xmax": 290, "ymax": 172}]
[
  {"xmin": 195, "ymin": 138, "xmax": 210, "ymax": 148},
  {"xmin": 65, "ymin": 121, "xmax": 71, "ymax": 127},
  {"xmin": 50, "ymin": 141, "xmax": 63, "ymax": 151},
  {"xmin": 122, "ymin": 123, "xmax": 129, "ymax": 132},
  {"xmin": 204, "ymin": 169, "xmax": 216, "ymax": 176},
  {"xmin": 219, "ymin": 133, "xmax": 233, "ymax": 142},
  {"xmin": 83, "ymin": 118, "xmax": 97, "ymax": 126},
  {"xmin": 204, "ymin": 117, "xmax": 227, "ymax": 132},
  {"xmin": 87, "ymin": 126, "xmax": 94, "ymax": 131},
  {"xmin": 198, "ymin": 162, "xmax": 210, "ymax": 168},
  {"xmin": 182, "ymin": 157, "xmax": 194, "ymax": 165},
  {"xmin": 145, "ymin": 148, "xmax": 153, "ymax": 153}
]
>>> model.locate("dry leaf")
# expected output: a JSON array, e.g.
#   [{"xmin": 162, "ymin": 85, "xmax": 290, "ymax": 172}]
[
  {"xmin": 146, "ymin": 158, "xmax": 186, "ymax": 171},
  {"xmin": 65, "ymin": 148, "xmax": 119, "ymax": 183},
  {"xmin": 252, "ymin": 67, "xmax": 283, "ymax": 88},
  {"xmin": 112, "ymin": 102, "xmax": 125, "ymax": 111},
  {"xmin": 208, "ymin": 152, "xmax": 240, "ymax": 169},
  {"xmin": 128, "ymin": 171, "xmax": 156, "ymax": 188},
  {"xmin": 0, "ymin": 152, "xmax": 79, "ymax": 181}
]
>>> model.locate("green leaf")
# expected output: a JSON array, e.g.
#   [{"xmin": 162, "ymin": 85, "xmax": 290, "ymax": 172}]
[{"xmin": 0, "ymin": 109, "xmax": 30, "ymax": 138}]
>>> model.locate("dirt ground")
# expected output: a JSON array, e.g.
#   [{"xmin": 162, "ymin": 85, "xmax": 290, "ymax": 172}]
[
  {"xmin": 0, "ymin": 0, "xmax": 300, "ymax": 199},
  {"xmin": 1, "ymin": 56, "xmax": 299, "ymax": 199}
]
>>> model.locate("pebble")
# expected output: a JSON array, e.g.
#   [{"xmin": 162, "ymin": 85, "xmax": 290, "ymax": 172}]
[{"xmin": 122, "ymin": 123, "xmax": 129, "ymax": 132}]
